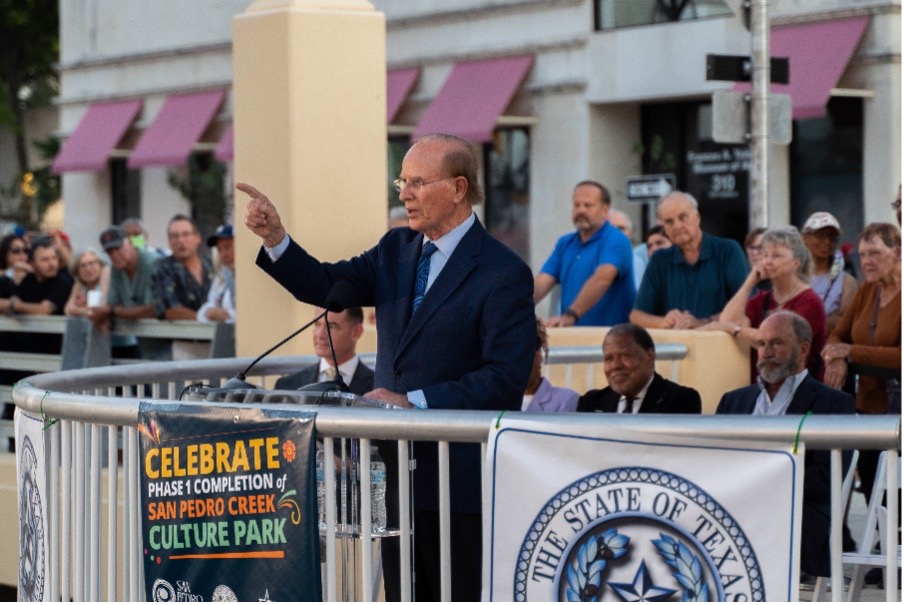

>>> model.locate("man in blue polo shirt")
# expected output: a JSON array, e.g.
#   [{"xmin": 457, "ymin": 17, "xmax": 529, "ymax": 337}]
[
  {"xmin": 630, "ymin": 191, "xmax": 747, "ymax": 329},
  {"xmin": 534, "ymin": 180, "xmax": 635, "ymax": 326}
]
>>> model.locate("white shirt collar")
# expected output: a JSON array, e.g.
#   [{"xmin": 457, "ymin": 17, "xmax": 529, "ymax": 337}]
[
  {"xmin": 754, "ymin": 369, "xmax": 809, "ymax": 416},
  {"xmin": 318, "ymin": 355, "xmax": 359, "ymax": 385},
  {"xmin": 617, "ymin": 374, "xmax": 655, "ymax": 414},
  {"xmin": 425, "ymin": 212, "xmax": 476, "ymax": 256}
]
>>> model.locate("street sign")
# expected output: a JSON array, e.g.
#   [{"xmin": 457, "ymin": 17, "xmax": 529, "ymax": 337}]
[
  {"xmin": 712, "ymin": 90, "xmax": 792, "ymax": 145},
  {"xmin": 706, "ymin": 54, "xmax": 789, "ymax": 84},
  {"xmin": 625, "ymin": 174, "xmax": 675, "ymax": 202}
]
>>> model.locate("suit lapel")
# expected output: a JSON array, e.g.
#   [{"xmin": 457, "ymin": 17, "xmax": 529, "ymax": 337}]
[
  {"xmin": 395, "ymin": 221, "xmax": 481, "ymax": 360},
  {"xmin": 786, "ymin": 375, "xmax": 817, "ymax": 415},
  {"xmin": 395, "ymin": 234, "xmax": 422, "ymax": 338},
  {"xmin": 638, "ymin": 374, "xmax": 664, "ymax": 413}
]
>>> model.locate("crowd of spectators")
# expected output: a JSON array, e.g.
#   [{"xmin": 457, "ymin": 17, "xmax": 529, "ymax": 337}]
[
  {"xmin": 0, "ymin": 216, "xmax": 235, "ymax": 365},
  {"xmin": 528, "ymin": 183, "xmax": 900, "ymax": 589}
]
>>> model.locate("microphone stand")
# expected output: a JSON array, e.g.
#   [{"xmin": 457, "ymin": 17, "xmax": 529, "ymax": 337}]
[{"xmin": 221, "ymin": 311, "xmax": 327, "ymax": 390}]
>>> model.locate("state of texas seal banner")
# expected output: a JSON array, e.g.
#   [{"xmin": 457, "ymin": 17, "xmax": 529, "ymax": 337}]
[
  {"xmin": 138, "ymin": 403, "xmax": 320, "ymax": 602},
  {"xmin": 16, "ymin": 409, "xmax": 49, "ymax": 602},
  {"xmin": 483, "ymin": 420, "xmax": 803, "ymax": 602}
]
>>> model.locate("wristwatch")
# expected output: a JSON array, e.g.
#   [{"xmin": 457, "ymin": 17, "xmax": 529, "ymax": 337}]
[{"xmin": 563, "ymin": 308, "xmax": 580, "ymax": 322}]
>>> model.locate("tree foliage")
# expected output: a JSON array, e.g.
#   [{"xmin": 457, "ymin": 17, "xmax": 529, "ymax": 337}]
[{"xmin": 0, "ymin": 0, "xmax": 60, "ymax": 225}]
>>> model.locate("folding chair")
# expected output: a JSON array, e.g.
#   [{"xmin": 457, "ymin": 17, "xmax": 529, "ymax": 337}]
[{"xmin": 836, "ymin": 451, "xmax": 901, "ymax": 601}]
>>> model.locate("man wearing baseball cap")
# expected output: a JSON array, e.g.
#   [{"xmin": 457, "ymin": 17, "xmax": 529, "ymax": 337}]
[
  {"xmin": 92, "ymin": 226, "xmax": 161, "ymax": 358},
  {"xmin": 801, "ymin": 212, "xmax": 857, "ymax": 335},
  {"xmin": 198, "ymin": 225, "xmax": 235, "ymax": 323}
]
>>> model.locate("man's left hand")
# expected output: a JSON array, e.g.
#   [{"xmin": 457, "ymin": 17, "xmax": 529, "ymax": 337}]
[{"xmin": 364, "ymin": 388, "xmax": 414, "ymax": 409}]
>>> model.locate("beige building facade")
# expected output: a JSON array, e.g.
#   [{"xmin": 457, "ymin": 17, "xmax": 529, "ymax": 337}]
[{"xmin": 48, "ymin": 0, "xmax": 900, "ymax": 273}]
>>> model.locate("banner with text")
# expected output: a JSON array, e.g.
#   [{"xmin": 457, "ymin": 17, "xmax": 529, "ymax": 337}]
[
  {"xmin": 483, "ymin": 420, "xmax": 803, "ymax": 602},
  {"xmin": 139, "ymin": 403, "xmax": 320, "ymax": 602},
  {"xmin": 16, "ymin": 409, "xmax": 50, "ymax": 602}
]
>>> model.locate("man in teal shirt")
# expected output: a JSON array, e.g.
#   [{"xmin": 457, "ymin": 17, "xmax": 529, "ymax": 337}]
[
  {"xmin": 631, "ymin": 191, "xmax": 747, "ymax": 329},
  {"xmin": 91, "ymin": 226, "xmax": 160, "ymax": 357}
]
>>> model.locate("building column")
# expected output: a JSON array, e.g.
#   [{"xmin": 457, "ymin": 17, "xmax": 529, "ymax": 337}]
[{"xmin": 232, "ymin": 0, "xmax": 386, "ymax": 360}]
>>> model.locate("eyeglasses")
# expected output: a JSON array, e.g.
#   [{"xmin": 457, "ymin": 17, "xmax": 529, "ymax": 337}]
[
  {"xmin": 78, "ymin": 259, "xmax": 101, "ymax": 270},
  {"xmin": 393, "ymin": 176, "xmax": 454, "ymax": 193},
  {"xmin": 9, "ymin": 247, "xmax": 29, "ymax": 254}
]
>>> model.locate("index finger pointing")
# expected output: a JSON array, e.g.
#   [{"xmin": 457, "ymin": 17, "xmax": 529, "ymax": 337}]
[{"xmin": 236, "ymin": 182, "xmax": 264, "ymax": 199}]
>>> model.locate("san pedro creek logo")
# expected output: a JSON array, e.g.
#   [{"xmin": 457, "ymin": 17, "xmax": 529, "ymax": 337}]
[{"xmin": 515, "ymin": 467, "xmax": 764, "ymax": 602}]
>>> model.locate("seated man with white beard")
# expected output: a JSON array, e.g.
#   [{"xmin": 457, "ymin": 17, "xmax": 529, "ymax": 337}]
[{"xmin": 716, "ymin": 311, "xmax": 855, "ymax": 588}]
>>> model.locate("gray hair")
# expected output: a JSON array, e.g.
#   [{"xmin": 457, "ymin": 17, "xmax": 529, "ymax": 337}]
[
  {"xmin": 657, "ymin": 191, "xmax": 698, "ymax": 213},
  {"xmin": 414, "ymin": 133, "xmax": 484, "ymax": 205},
  {"xmin": 761, "ymin": 226, "xmax": 812, "ymax": 282},
  {"xmin": 767, "ymin": 310, "xmax": 813, "ymax": 345}
]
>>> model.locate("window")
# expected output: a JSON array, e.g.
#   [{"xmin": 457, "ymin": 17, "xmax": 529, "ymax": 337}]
[
  {"xmin": 595, "ymin": 0, "xmax": 732, "ymax": 30},
  {"xmin": 110, "ymin": 158, "xmax": 141, "ymax": 225},
  {"xmin": 484, "ymin": 128, "xmax": 530, "ymax": 262},
  {"xmin": 641, "ymin": 101, "xmax": 748, "ymax": 243},
  {"xmin": 790, "ymin": 97, "xmax": 864, "ymax": 242},
  {"xmin": 387, "ymin": 137, "xmax": 411, "ymax": 213}
]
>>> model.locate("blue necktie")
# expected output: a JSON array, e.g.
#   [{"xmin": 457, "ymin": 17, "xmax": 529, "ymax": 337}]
[{"xmin": 411, "ymin": 241, "xmax": 438, "ymax": 315}]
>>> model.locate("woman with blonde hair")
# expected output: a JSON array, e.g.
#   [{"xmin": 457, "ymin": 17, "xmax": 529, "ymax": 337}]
[
  {"xmin": 707, "ymin": 226, "xmax": 826, "ymax": 379},
  {"xmin": 64, "ymin": 248, "xmax": 110, "ymax": 318}
]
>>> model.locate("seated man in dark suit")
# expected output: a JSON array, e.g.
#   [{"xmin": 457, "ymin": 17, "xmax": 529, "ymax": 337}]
[
  {"xmin": 716, "ymin": 310, "xmax": 855, "ymax": 585},
  {"xmin": 578, "ymin": 323, "xmax": 702, "ymax": 414},
  {"xmin": 274, "ymin": 306, "xmax": 374, "ymax": 395}
]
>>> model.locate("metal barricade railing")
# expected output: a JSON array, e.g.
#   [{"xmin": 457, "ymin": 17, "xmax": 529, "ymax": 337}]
[{"xmin": 11, "ymin": 356, "xmax": 901, "ymax": 602}]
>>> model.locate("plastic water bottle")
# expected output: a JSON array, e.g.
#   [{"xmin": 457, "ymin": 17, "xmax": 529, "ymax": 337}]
[
  {"xmin": 370, "ymin": 446, "xmax": 387, "ymax": 533},
  {"xmin": 316, "ymin": 449, "xmax": 326, "ymax": 532}
]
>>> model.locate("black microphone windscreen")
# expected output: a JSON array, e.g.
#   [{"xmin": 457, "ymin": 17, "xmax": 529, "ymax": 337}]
[{"xmin": 325, "ymin": 281, "xmax": 356, "ymax": 313}]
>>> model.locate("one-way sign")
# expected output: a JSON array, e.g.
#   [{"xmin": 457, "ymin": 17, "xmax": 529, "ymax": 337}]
[{"xmin": 625, "ymin": 174, "xmax": 676, "ymax": 202}]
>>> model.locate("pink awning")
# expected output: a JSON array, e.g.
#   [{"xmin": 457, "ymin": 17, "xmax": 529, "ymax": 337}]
[
  {"xmin": 128, "ymin": 90, "xmax": 226, "ymax": 168},
  {"xmin": 734, "ymin": 17, "xmax": 869, "ymax": 120},
  {"xmin": 214, "ymin": 123, "xmax": 234, "ymax": 163},
  {"xmin": 412, "ymin": 55, "xmax": 533, "ymax": 142},
  {"xmin": 51, "ymin": 100, "xmax": 142, "ymax": 174},
  {"xmin": 387, "ymin": 68, "xmax": 420, "ymax": 123}
]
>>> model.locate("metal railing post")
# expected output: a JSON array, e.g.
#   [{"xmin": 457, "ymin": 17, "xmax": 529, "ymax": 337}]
[
  {"xmin": 107, "ymin": 424, "xmax": 118, "ymax": 601},
  {"xmin": 885, "ymin": 448, "xmax": 899, "ymax": 603},
  {"xmin": 398, "ymin": 440, "xmax": 412, "ymax": 602},
  {"xmin": 829, "ymin": 449, "xmax": 843, "ymax": 600},
  {"xmin": 438, "ymin": 441, "xmax": 451, "ymax": 602}
]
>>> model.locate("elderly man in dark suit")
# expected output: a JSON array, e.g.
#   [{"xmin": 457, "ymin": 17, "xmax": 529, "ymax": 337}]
[
  {"xmin": 716, "ymin": 310, "xmax": 855, "ymax": 585},
  {"xmin": 274, "ymin": 306, "xmax": 374, "ymax": 395},
  {"xmin": 238, "ymin": 133, "xmax": 535, "ymax": 602},
  {"xmin": 578, "ymin": 323, "xmax": 702, "ymax": 414}
]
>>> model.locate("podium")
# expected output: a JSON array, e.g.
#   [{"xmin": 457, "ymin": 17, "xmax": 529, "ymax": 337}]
[{"xmin": 183, "ymin": 385, "xmax": 405, "ymax": 600}]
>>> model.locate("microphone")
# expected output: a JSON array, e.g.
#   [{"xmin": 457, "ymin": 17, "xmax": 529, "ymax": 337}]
[{"xmin": 221, "ymin": 282, "xmax": 353, "ymax": 390}]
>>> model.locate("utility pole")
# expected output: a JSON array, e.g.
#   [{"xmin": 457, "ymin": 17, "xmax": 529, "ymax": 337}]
[{"xmin": 749, "ymin": 0, "xmax": 770, "ymax": 229}]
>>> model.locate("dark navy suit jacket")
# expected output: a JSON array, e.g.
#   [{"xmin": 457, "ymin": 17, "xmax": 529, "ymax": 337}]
[
  {"xmin": 257, "ymin": 220, "xmax": 535, "ymax": 512},
  {"xmin": 716, "ymin": 374, "xmax": 855, "ymax": 577},
  {"xmin": 274, "ymin": 359, "xmax": 374, "ymax": 395}
]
